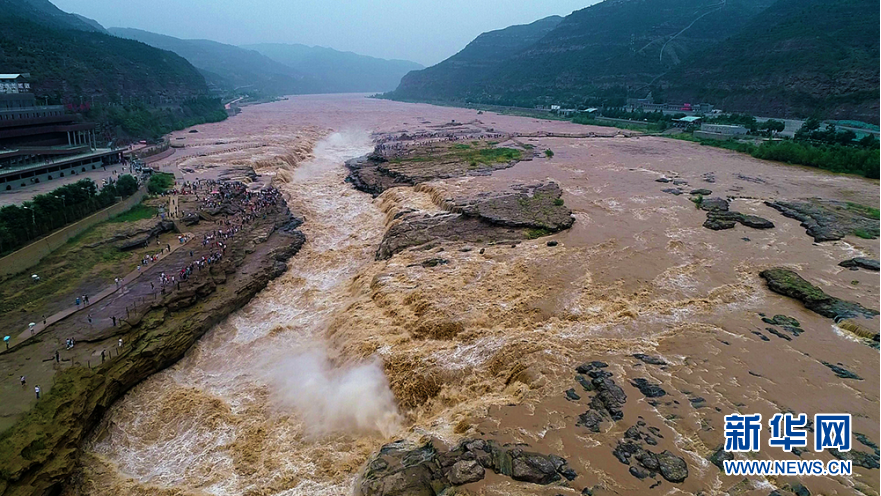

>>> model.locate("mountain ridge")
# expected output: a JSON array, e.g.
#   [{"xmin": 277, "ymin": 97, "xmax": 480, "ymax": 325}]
[
  {"xmin": 107, "ymin": 28, "xmax": 314, "ymax": 97},
  {"xmin": 387, "ymin": 0, "xmax": 878, "ymax": 122}
]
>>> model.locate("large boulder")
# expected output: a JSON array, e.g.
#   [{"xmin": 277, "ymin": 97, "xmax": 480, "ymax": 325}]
[{"xmin": 356, "ymin": 438, "xmax": 576, "ymax": 496}]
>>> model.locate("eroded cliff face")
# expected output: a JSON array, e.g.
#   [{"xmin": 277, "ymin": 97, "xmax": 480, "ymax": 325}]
[{"xmin": 0, "ymin": 188, "xmax": 305, "ymax": 496}]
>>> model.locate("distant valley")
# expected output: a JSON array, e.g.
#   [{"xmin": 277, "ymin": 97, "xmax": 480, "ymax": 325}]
[{"xmin": 109, "ymin": 28, "xmax": 423, "ymax": 97}]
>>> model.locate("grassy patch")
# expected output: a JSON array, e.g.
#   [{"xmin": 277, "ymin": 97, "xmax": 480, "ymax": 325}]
[
  {"xmin": 526, "ymin": 228, "xmax": 551, "ymax": 239},
  {"xmin": 845, "ymin": 202, "xmax": 880, "ymax": 220},
  {"xmin": 853, "ymin": 228, "xmax": 875, "ymax": 239},
  {"xmin": 108, "ymin": 203, "xmax": 157, "ymax": 223},
  {"xmin": 147, "ymin": 172, "xmax": 175, "ymax": 194}
]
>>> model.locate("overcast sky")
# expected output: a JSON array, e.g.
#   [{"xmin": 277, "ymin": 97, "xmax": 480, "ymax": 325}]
[{"xmin": 51, "ymin": 0, "xmax": 595, "ymax": 66}]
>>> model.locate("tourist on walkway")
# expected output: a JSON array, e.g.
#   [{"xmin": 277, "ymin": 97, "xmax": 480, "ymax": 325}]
[{"xmin": 34, "ymin": 386, "xmax": 40, "ymax": 399}]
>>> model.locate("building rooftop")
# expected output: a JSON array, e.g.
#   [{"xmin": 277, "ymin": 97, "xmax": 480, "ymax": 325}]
[{"xmin": 675, "ymin": 116, "xmax": 703, "ymax": 123}]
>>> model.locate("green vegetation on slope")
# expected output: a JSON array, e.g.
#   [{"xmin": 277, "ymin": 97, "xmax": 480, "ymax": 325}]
[
  {"xmin": 390, "ymin": 0, "xmax": 878, "ymax": 122},
  {"xmin": 0, "ymin": 10, "xmax": 225, "ymax": 141},
  {"xmin": 390, "ymin": 0, "xmax": 775, "ymax": 108},
  {"xmin": 661, "ymin": 0, "xmax": 879, "ymax": 123},
  {"xmin": 107, "ymin": 203, "xmax": 158, "ymax": 223},
  {"xmin": 87, "ymin": 96, "xmax": 227, "ymax": 140}
]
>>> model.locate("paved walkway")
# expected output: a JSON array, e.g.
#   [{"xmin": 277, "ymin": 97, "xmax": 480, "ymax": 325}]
[{"xmin": 5, "ymin": 233, "xmax": 193, "ymax": 350}]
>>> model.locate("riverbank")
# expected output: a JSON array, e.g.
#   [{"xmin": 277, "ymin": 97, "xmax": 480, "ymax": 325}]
[{"xmin": 0, "ymin": 178, "xmax": 305, "ymax": 496}]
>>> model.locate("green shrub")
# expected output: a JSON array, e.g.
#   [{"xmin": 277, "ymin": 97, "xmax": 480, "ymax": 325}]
[{"xmin": 147, "ymin": 173, "xmax": 175, "ymax": 194}]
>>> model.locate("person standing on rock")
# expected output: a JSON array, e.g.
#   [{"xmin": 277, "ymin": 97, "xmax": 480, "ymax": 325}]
[
  {"xmin": 55, "ymin": 350, "xmax": 59, "ymax": 362},
  {"xmin": 118, "ymin": 338, "xmax": 123, "ymax": 348},
  {"xmin": 34, "ymin": 386, "xmax": 40, "ymax": 399},
  {"xmin": 101, "ymin": 350, "xmax": 105, "ymax": 363},
  {"xmin": 20, "ymin": 376, "xmax": 25, "ymax": 388}
]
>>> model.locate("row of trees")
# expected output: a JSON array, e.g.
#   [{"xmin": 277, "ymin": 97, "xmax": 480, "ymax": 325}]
[
  {"xmin": 0, "ymin": 176, "xmax": 139, "ymax": 255},
  {"xmin": 751, "ymin": 141, "xmax": 880, "ymax": 179},
  {"xmin": 794, "ymin": 118, "xmax": 879, "ymax": 149}
]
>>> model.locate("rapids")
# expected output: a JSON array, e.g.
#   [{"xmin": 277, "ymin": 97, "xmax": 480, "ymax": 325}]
[
  {"xmin": 78, "ymin": 131, "xmax": 399, "ymax": 496},
  {"xmin": 72, "ymin": 95, "xmax": 879, "ymax": 496}
]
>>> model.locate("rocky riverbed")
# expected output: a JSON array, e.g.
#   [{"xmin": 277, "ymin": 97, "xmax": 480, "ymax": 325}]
[{"xmin": 24, "ymin": 94, "xmax": 878, "ymax": 496}]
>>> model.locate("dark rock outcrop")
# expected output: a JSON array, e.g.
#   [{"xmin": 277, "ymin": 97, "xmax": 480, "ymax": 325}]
[
  {"xmin": 632, "ymin": 354, "xmax": 667, "ymax": 365},
  {"xmin": 704, "ymin": 211, "xmax": 774, "ymax": 230},
  {"xmin": 574, "ymin": 361, "xmax": 627, "ymax": 432},
  {"xmin": 613, "ymin": 437, "xmax": 689, "ymax": 483},
  {"xmin": 760, "ymin": 268, "xmax": 879, "ymax": 320},
  {"xmin": 839, "ymin": 257, "xmax": 880, "ymax": 271},
  {"xmin": 765, "ymin": 199, "xmax": 879, "ymax": 242},
  {"xmin": 630, "ymin": 378, "xmax": 667, "ymax": 398},
  {"xmin": 116, "ymin": 220, "xmax": 176, "ymax": 250},
  {"xmin": 699, "ymin": 197, "xmax": 729, "ymax": 212},
  {"xmin": 355, "ymin": 438, "xmax": 576, "ymax": 495}
]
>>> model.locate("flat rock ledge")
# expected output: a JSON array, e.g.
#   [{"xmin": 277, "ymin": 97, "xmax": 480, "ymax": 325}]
[
  {"xmin": 765, "ymin": 199, "xmax": 879, "ymax": 242},
  {"xmin": 376, "ymin": 182, "xmax": 573, "ymax": 260},
  {"xmin": 760, "ymin": 268, "xmax": 879, "ymax": 320},
  {"xmin": 355, "ymin": 438, "xmax": 577, "ymax": 496}
]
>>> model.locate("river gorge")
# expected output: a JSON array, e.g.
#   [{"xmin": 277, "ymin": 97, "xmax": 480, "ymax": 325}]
[{"xmin": 68, "ymin": 94, "xmax": 878, "ymax": 496}]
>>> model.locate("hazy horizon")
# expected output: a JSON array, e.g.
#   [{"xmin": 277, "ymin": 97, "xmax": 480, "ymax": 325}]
[{"xmin": 51, "ymin": 0, "xmax": 596, "ymax": 66}]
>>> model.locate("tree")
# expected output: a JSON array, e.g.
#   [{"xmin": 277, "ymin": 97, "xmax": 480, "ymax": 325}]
[{"xmin": 115, "ymin": 174, "xmax": 139, "ymax": 197}]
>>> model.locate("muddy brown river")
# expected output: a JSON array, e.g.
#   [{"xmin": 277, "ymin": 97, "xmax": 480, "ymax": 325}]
[{"xmin": 70, "ymin": 95, "xmax": 879, "ymax": 496}]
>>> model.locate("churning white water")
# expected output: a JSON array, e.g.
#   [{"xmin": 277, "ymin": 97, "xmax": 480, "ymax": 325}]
[{"xmin": 83, "ymin": 131, "xmax": 400, "ymax": 495}]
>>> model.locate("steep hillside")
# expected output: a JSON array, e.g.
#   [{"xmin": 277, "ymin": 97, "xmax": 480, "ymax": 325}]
[
  {"xmin": 0, "ymin": 18, "xmax": 208, "ymax": 104},
  {"xmin": 0, "ymin": 0, "xmax": 106, "ymax": 32},
  {"xmin": 660, "ymin": 0, "xmax": 880, "ymax": 122},
  {"xmin": 244, "ymin": 43, "xmax": 423, "ymax": 93},
  {"xmin": 0, "ymin": 6, "xmax": 225, "ymax": 140},
  {"xmin": 108, "ymin": 28, "xmax": 315, "ymax": 97},
  {"xmin": 390, "ymin": 16, "xmax": 562, "ymax": 102},
  {"xmin": 390, "ymin": 0, "xmax": 774, "ymax": 106}
]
